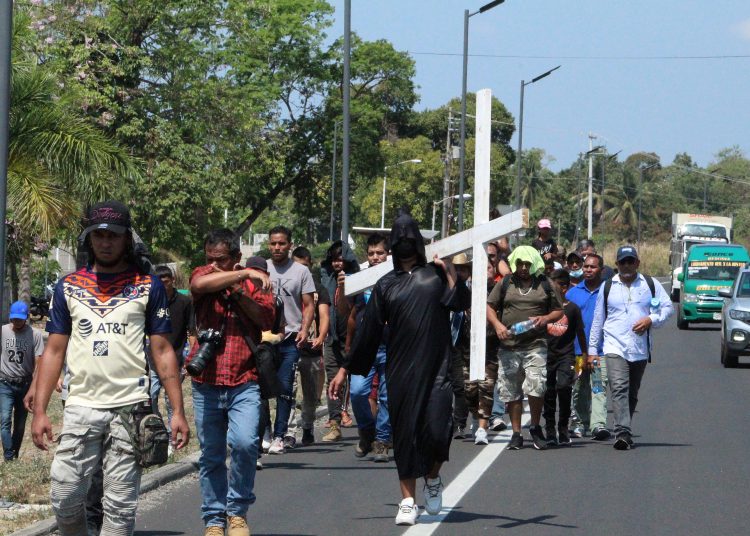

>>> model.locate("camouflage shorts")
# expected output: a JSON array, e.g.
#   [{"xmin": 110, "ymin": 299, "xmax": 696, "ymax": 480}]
[{"xmin": 497, "ymin": 344, "xmax": 547, "ymax": 402}]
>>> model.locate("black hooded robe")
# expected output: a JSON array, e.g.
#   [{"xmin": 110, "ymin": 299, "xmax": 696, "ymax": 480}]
[{"xmin": 345, "ymin": 214, "xmax": 471, "ymax": 480}]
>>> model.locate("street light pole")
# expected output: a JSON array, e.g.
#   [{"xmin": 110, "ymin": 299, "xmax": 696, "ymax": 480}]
[
  {"xmin": 381, "ymin": 159, "xmax": 421, "ymax": 228},
  {"xmin": 458, "ymin": 0, "xmax": 504, "ymax": 232},
  {"xmin": 514, "ymin": 65, "xmax": 560, "ymax": 211},
  {"xmin": 329, "ymin": 120, "xmax": 340, "ymax": 242},
  {"xmin": 340, "ymin": 0, "xmax": 351, "ymax": 242},
  {"xmin": 433, "ymin": 194, "xmax": 472, "ymax": 234},
  {"xmin": 587, "ymin": 134, "xmax": 595, "ymax": 239},
  {"xmin": 0, "ymin": 0, "xmax": 12, "ymax": 316}
]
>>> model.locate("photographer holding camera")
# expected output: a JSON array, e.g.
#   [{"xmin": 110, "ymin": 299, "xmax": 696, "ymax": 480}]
[{"xmin": 187, "ymin": 229, "xmax": 275, "ymax": 536}]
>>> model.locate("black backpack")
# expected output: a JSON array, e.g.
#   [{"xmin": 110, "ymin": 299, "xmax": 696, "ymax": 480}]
[{"xmin": 602, "ymin": 274, "xmax": 656, "ymax": 362}]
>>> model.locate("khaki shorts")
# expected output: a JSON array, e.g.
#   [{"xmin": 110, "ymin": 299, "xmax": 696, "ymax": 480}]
[{"xmin": 497, "ymin": 343, "xmax": 547, "ymax": 402}]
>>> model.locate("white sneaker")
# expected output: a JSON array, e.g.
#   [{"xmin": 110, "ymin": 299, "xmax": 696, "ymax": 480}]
[
  {"xmin": 474, "ymin": 427, "xmax": 489, "ymax": 445},
  {"xmin": 267, "ymin": 437, "xmax": 285, "ymax": 455},
  {"xmin": 423, "ymin": 476, "xmax": 443, "ymax": 515},
  {"xmin": 261, "ymin": 429, "xmax": 272, "ymax": 452},
  {"xmin": 395, "ymin": 498, "xmax": 419, "ymax": 526}
]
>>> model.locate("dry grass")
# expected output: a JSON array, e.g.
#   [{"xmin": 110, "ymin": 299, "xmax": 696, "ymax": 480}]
[
  {"xmin": 602, "ymin": 240, "xmax": 670, "ymax": 276},
  {"xmin": 0, "ymin": 381, "xmax": 199, "ymax": 535}
]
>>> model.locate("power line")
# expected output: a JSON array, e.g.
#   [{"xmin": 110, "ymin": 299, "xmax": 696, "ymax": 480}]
[{"xmin": 409, "ymin": 51, "xmax": 750, "ymax": 61}]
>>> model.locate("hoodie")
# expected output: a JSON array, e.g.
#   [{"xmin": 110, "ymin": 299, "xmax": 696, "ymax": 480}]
[{"xmin": 389, "ymin": 211, "xmax": 427, "ymax": 271}]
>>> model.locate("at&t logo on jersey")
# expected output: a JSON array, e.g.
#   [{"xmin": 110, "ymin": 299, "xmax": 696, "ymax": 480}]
[
  {"xmin": 79, "ymin": 319, "xmax": 93, "ymax": 338},
  {"xmin": 93, "ymin": 341, "xmax": 109, "ymax": 357}
]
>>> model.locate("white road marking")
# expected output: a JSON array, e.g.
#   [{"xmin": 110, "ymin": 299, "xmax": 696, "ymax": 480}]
[{"xmin": 403, "ymin": 408, "xmax": 532, "ymax": 535}]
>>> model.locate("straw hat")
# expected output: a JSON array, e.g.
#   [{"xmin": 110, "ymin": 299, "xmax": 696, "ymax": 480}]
[{"xmin": 451, "ymin": 252, "xmax": 472, "ymax": 267}]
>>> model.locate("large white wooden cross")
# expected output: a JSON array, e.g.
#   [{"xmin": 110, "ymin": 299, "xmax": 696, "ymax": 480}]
[{"xmin": 345, "ymin": 89, "xmax": 528, "ymax": 380}]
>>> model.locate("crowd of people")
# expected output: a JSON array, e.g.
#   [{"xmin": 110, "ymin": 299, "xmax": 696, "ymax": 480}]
[{"xmin": 0, "ymin": 202, "xmax": 674, "ymax": 534}]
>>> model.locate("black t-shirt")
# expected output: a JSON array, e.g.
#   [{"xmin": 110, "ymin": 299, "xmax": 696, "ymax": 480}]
[
  {"xmin": 532, "ymin": 237, "xmax": 558, "ymax": 258},
  {"xmin": 546, "ymin": 301, "xmax": 583, "ymax": 359},
  {"xmin": 165, "ymin": 291, "xmax": 195, "ymax": 353},
  {"xmin": 299, "ymin": 281, "xmax": 331, "ymax": 358}
]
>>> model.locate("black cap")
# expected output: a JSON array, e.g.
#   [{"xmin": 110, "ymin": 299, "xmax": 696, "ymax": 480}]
[
  {"xmin": 81, "ymin": 201, "xmax": 131, "ymax": 238},
  {"xmin": 245, "ymin": 256, "xmax": 269, "ymax": 273},
  {"xmin": 567, "ymin": 251, "xmax": 583, "ymax": 262},
  {"xmin": 616, "ymin": 245, "xmax": 639, "ymax": 262}
]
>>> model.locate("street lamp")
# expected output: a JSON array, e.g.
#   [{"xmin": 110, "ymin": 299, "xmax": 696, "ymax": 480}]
[
  {"xmin": 381, "ymin": 159, "xmax": 422, "ymax": 228},
  {"xmin": 458, "ymin": 0, "xmax": 505, "ymax": 232},
  {"xmin": 514, "ymin": 65, "xmax": 561, "ymax": 211},
  {"xmin": 329, "ymin": 120, "xmax": 343, "ymax": 241},
  {"xmin": 638, "ymin": 162, "xmax": 659, "ymax": 244},
  {"xmin": 432, "ymin": 194, "xmax": 472, "ymax": 234}
]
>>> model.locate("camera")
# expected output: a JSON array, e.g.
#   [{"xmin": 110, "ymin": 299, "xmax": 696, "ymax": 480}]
[{"xmin": 185, "ymin": 328, "xmax": 224, "ymax": 377}]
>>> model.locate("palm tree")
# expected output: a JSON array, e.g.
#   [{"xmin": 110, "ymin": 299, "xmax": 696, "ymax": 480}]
[{"xmin": 7, "ymin": 14, "xmax": 140, "ymax": 301}]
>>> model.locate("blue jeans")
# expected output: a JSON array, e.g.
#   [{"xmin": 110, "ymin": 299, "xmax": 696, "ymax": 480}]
[
  {"xmin": 273, "ymin": 338, "xmax": 300, "ymax": 438},
  {"xmin": 192, "ymin": 381, "xmax": 261, "ymax": 527},
  {"xmin": 350, "ymin": 346, "xmax": 391, "ymax": 443},
  {"xmin": 0, "ymin": 379, "xmax": 30, "ymax": 461},
  {"xmin": 491, "ymin": 383, "xmax": 506, "ymax": 419}
]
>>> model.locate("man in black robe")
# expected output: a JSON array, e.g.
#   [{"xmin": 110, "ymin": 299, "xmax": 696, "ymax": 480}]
[{"xmin": 329, "ymin": 213, "xmax": 470, "ymax": 526}]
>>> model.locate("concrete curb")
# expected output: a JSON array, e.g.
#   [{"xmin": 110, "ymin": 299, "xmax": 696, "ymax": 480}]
[{"xmin": 11, "ymin": 404, "xmax": 330, "ymax": 536}]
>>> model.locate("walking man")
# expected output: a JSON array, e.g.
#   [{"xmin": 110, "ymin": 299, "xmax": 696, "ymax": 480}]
[
  {"xmin": 588, "ymin": 245, "xmax": 673, "ymax": 449},
  {"xmin": 1, "ymin": 301, "xmax": 44, "ymax": 461},
  {"xmin": 32, "ymin": 200, "xmax": 190, "ymax": 535}
]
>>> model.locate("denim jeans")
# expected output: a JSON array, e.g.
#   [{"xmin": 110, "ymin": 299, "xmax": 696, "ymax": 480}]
[
  {"xmin": 0, "ymin": 379, "xmax": 30, "ymax": 461},
  {"xmin": 491, "ymin": 386, "xmax": 506, "ymax": 419},
  {"xmin": 273, "ymin": 338, "xmax": 300, "ymax": 438},
  {"xmin": 350, "ymin": 346, "xmax": 391, "ymax": 443},
  {"xmin": 192, "ymin": 381, "xmax": 261, "ymax": 528},
  {"xmin": 605, "ymin": 354, "xmax": 647, "ymax": 436}
]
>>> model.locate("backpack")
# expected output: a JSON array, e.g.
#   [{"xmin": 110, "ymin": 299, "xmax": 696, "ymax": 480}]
[
  {"xmin": 496, "ymin": 274, "xmax": 554, "ymax": 321},
  {"xmin": 602, "ymin": 274, "xmax": 656, "ymax": 362}
]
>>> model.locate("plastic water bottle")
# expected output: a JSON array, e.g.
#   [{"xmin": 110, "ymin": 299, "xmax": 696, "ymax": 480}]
[
  {"xmin": 510, "ymin": 319, "xmax": 535, "ymax": 336},
  {"xmin": 591, "ymin": 360, "xmax": 604, "ymax": 394},
  {"xmin": 649, "ymin": 297, "xmax": 660, "ymax": 315}
]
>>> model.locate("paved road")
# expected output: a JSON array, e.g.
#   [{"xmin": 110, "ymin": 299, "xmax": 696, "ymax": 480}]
[{"xmin": 133, "ymin": 304, "xmax": 750, "ymax": 536}]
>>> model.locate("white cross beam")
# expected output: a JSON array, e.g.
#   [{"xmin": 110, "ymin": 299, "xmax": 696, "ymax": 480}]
[{"xmin": 344, "ymin": 89, "xmax": 528, "ymax": 380}]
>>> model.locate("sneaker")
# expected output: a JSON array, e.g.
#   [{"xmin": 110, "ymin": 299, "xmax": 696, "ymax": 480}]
[
  {"xmin": 204, "ymin": 526, "xmax": 224, "ymax": 536},
  {"xmin": 423, "ymin": 476, "xmax": 443, "ymax": 515},
  {"xmin": 592, "ymin": 427, "xmax": 612, "ymax": 441},
  {"xmin": 529, "ymin": 425, "xmax": 548, "ymax": 450},
  {"xmin": 453, "ymin": 426, "xmax": 467, "ymax": 439},
  {"xmin": 490, "ymin": 416, "xmax": 507, "ymax": 432},
  {"xmin": 267, "ymin": 437, "xmax": 285, "ymax": 455},
  {"xmin": 474, "ymin": 427, "xmax": 489, "ymax": 445},
  {"xmin": 570, "ymin": 426, "xmax": 584, "ymax": 438},
  {"xmin": 395, "ymin": 498, "xmax": 419, "ymax": 526},
  {"xmin": 557, "ymin": 427, "xmax": 572, "ymax": 446},
  {"xmin": 372, "ymin": 440, "xmax": 389, "ymax": 462},
  {"xmin": 256, "ymin": 458, "xmax": 263, "ymax": 470},
  {"xmin": 261, "ymin": 429, "xmax": 272, "ymax": 452},
  {"xmin": 301, "ymin": 429, "xmax": 314, "ymax": 446},
  {"xmin": 507, "ymin": 432, "xmax": 523, "ymax": 450},
  {"xmin": 545, "ymin": 427, "xmax": 558, "ymax": 447},
  {"xmin": 283, "ymin": 435, "xmax": 297, "ymax": 450},
  {"xmin": 614, "ymin": 433, "xmax": 634, "ymax": 450},
  {"xmin": 227, "ymin": 516, "xmax": 250, "ymax": 536},
  {"xmin": 322, "ymin": 421, "xmax": 342, "ymax": 442}
]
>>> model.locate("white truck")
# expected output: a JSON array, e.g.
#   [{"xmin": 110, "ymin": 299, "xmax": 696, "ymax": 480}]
[{"xmin": 670, "ymin": 213, "xmax": 733, "ymax": 301}]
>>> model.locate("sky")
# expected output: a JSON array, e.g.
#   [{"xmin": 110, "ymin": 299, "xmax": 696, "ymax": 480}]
[{"xmin": 327, "ymin": 0, "xmax": 750, "ymax": 171}]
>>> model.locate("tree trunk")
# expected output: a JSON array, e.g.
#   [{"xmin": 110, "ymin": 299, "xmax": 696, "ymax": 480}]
[
  {"xmin": 19, "ymin": 255, "xmax": 32, "ymax": 304},
  {"xmin": 9, "ymin": 261, "xmax": 19, "ymax": 303}
]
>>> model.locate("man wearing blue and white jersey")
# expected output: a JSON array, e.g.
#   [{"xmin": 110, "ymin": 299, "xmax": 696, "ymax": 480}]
[
  {"xmin": 31, "ymin": 201, "xmax": 189, "ymax": 536},
  {"xmin": 588, "ymin": 245, "xmax": 673, "ymax": 450}
]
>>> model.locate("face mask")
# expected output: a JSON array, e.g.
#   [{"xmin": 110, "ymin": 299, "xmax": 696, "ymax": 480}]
[
  {"xmin": 569, "ymin": 268, "xmax": 583, "ymax": 278},
  {"xmin": 392, "ymin": 239, "xmax": 417, "ymax": 260}
]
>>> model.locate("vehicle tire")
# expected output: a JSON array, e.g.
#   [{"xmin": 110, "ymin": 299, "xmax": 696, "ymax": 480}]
[
  {"xmin": 723, "ymin": 346, "xmax": 738, "ymax": 368},
  {"xmin": 677, "ymin": 315, "xmax": 689, "ymax": 330}
]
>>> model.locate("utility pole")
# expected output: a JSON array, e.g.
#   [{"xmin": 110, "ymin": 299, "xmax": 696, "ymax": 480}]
[
  {"xmin": 441, "ymin": 108, "xmax": 454, "ymax": 238},
  {"xmin": 587, "ymin": 133, "xmax": 596, "ymax": 239},
  {"xmin": 329, "ymin": 121, "xmax": 339, "ymax": 242},
  {"xmin": 0, "ymin": 0, "xmax": 12, "ymax": 317},
  {"xmin": 340, "ymin": 0, "xmax": 351, "ymax": 242}
]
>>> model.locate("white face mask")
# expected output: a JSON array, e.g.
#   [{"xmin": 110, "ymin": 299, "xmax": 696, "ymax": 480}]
[{"xmin": 569, "ymin": 268, "xmax": 583, "ymax": 278}]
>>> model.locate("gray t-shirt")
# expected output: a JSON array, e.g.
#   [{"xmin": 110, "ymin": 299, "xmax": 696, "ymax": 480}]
[
  {"xmin": 267, "ymin": 258, "xmax": 316, "ymax": 336},
  {"xmin": 0, "ymin": 324, "xmax": 45, "ymax": 380}
]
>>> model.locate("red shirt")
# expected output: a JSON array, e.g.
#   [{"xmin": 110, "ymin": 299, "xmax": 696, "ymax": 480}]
[{"xmin": 186, "ymin": 265, "xmax": 276, "ymax": 386}]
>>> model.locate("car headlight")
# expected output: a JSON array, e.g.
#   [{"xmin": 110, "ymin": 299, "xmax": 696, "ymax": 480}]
[
  {"xmin": 683, "ymin": 293, "xmax": 698, "ymax": 303},
  {"xmin": 729, "ymin": 309, "xmax": 750, "ymax": 322}
]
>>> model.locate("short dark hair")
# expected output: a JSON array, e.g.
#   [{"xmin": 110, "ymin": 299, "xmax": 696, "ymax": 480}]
[
  {"xmin": 204, "ymin": 228, "xmax": 241, "ymax": 258},
  {"xmin": 577, "ymin": 239, "xmax": 595, "ymax": 251},
  {"xmin": 584, "ymin": 253, "xmax": 604, "ymax": 268},
  {"xmin": 292, "ymin": 246, "xmax": 311, "ymax": 261},
  {"xmin": 367, "ymin": 233, "xmax": 389, "ymax": 250},
  {"xmin": 154, "ymin": 265, "xmax": 173, "ymax": 279},
  {"xmin": 550, "ymin": 268, "xmax": 570, "ymax": 284},
  {"xmin": 269, "ymin": 225, "xmax": 292, "ymax": 242}
]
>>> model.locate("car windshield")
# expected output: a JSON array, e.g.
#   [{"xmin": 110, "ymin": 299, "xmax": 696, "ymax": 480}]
[
  {"xmin": 738, "ymin": 273, "xmax": 750, "ymax": 298},
  {"xmin": 686, "ymin": 259, "xmax": 744, "ymax": 281},
  {"xmin": 682, "ymin": 224, "xmax": 727, "ymax": 239}
]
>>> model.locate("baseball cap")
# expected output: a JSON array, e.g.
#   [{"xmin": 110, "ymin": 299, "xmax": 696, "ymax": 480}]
[
  {"xmin": 567, "ymin": 251, "xmax": 583, "ymax": 263},
  {"xmin": 245, "ymin": 256, "xmax": 269, "ymax": 273},
  {"xmin": 9, "ymin": 301, "xmax": 29, "ymax": 320},
  {"xmin": 616, "ymin": 245, "xmax": 639, "ymax": 262},
  {"xmin": 81, "ymin": 200, "xmax": 131, "ymax": 238},
  {"xmin": 537, "ymin": 218, "xmax": 552, "ymax": 229}
]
